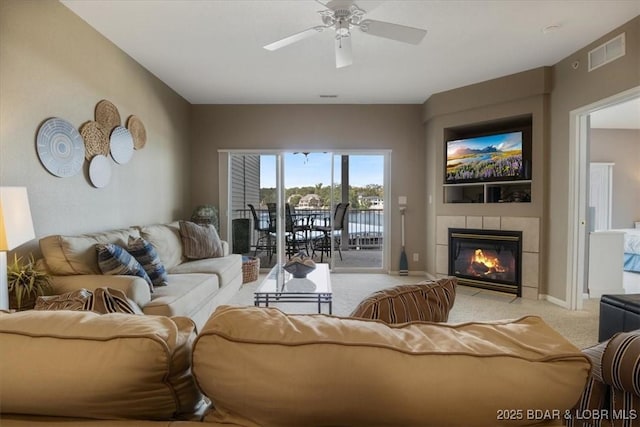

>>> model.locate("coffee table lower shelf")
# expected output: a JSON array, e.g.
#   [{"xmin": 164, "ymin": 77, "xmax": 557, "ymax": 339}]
[{"xmin": 254, "ymin": 292, "xmax": 332, "ymax": 314}]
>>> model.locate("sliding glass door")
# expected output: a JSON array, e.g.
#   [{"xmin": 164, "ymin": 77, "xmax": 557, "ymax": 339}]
[{"xmin": 227, "ymin": 150, "xmax": 389, "ymax": 272}]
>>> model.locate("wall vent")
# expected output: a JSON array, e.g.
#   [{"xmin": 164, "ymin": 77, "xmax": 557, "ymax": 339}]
[{"xmin": 588, "ymin": 33, "xmax": 625, "ymax": 72}]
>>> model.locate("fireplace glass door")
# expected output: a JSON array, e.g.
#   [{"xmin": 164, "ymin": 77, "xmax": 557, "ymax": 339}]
[{"xmin": 448, "ymin": 229, "xmax": 522, "ymax": 296}]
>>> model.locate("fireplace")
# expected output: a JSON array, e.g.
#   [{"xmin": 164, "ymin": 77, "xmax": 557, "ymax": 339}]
[{"xmin": 448, "ymin": 228, "xmax": 522, "ymax": 296}]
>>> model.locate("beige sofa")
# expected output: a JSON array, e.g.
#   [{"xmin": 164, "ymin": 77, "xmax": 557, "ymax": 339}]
[
  {"xmin": 39, "ymin": 222, "xmax": 242, "ymax": 330},
  {"xmin": 0, "ymin": 306, "xmax": 592, "ymax": 426}
]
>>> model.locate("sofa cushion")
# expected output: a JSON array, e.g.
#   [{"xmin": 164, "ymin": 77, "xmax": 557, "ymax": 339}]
[
  {"xmin": 179, "ymin": 221, "xmax": 224, "ymax": 260},
  {"xmin": 143, "ymin": 273, "xmax": 219, "ymax": 320},
  {"xmin": 0, "ymin": 310, "xmax": 202, "ymax": 420},
  {"xmin": 349, "ymin": 277, "xmax": 457, "ymax": 323},
  {"xmin": 40, "ymin": 228, "xmax": 141, "ymax": 275},
  {"xmin": 96, "ymin": 243, "xmax": 153, "ymax": 291},
  {"xmin": 138, "ymin": 222, "xmax": 184, "ymax": 270},
  {"xmin": 193, "ymin": 306, "xmax": 591, "ymax": 427},
  {"xmin": 128, "ymin": 236, "xmax": 169, "ymax": 287},
  {"xmin": 168, "ymin": 254, "xmax": 243, "ymax": 288}
]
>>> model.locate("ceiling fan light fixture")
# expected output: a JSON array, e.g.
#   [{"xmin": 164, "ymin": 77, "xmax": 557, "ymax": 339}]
[{"xmin": 263, "ymin": 0, "xmax": 427, "ymax": 67}]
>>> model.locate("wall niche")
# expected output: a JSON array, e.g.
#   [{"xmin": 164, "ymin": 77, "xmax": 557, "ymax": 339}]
[{"xmin": 443, "ymin": 114, "xmax": 533, "ymax": 205}]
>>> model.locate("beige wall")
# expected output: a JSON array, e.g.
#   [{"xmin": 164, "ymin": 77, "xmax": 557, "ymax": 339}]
[
  {"xmin": 0, "ymin": 0, "xmax": 192, "ymax": 254},
  {"xmin": 422, "ymin": 68, "xmax": 549, "ymax": 290},
  {"xmin": 547, "ymin": 16, "xmax": 639, "ymax": 301},
  {"xmin": 423, "ymin": 16, "xmax": 639, "ymax": 302},
  {"xmin": 590, "ymin": 129, "xmax": 640, "ymax": 228},
  {"xmin": 190, "ymin": 105, "xmax": 426, "ymax": 272}
]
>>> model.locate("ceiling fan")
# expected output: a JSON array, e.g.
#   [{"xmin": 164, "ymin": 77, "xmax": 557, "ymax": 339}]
[{"xmin": 263, "ymin": 0, "xmax": 427, "ymax": 68}]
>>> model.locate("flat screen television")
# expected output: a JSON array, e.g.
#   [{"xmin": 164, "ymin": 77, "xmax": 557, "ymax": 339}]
[{"xmin": 445, "ymin": 130, "xmax": 528, "ymax": 184}]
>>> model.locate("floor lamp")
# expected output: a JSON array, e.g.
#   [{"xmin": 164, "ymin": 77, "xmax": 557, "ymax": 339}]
[{"xmin": 0, "ymin": 187, "xmax": 35, "ymax": 310}]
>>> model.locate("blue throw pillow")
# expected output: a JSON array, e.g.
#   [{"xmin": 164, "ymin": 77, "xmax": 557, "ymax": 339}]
[
  {"xmin": 128, "ymin": 236, "xmax": 169, "ymax": 287},
  {"xmin": 96, "ymin": 243, "xmax": 154, "ymax": 292}
]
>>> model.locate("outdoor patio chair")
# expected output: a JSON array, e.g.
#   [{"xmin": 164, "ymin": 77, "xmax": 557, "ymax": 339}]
[
  {"xmin": 248, "ymin": 204, "xmax": 275, "ymax": 262},
  {"xmin": 266, "ymin": 203, "xmax": 310, "ymax": 258},
  {"xmin": 311, "ymin": 202, "xmax": 349, "ymax": 262}
]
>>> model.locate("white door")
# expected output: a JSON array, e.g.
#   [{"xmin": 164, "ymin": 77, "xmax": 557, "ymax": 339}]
[{"xmin": 589, "ymin": 162, "xmax": 614, "ymax": 231}]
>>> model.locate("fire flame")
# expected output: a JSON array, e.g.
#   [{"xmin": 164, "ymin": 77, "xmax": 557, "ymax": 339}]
[{"xmin": 471, "ymin": 249, "xmax": 506, "ymax": 273}]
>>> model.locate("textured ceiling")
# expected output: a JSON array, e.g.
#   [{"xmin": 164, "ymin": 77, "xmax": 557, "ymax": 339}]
[{"xmin": 61, "ymin": 0, "xmax": 639, "ymax": 105}]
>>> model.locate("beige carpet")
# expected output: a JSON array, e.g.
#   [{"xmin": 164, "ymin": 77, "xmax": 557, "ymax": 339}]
[{"xmin": 229, "ymin": 273, "xmax": 600, "ymax": 349}]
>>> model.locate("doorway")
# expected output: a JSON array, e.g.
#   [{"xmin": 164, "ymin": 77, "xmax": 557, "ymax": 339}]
[{"xmin": 567, "ymin": 86, "xmax": 640, "ymax": 310}]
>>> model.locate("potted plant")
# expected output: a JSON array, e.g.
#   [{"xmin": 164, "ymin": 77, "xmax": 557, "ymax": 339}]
[{"xmin": 7, "ymin": 254, "xmax": 51, "ymax": 310}]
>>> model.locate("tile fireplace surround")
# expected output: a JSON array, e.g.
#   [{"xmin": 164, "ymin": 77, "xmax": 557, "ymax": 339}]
[{"xmin": 436, "ymin": 216, "xmax": 540, "ymax": 299}]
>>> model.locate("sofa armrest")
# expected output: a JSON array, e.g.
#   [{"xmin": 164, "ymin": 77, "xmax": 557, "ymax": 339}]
[
  {"xmin": 221, "ymin": 240, "xmax": 230, "ymax": 256},
  {"xmin": 568, "ymin": 331, "xmax": 640, "ymax": 426},
  {"xmin": 50, "ymin": 275, "xmax": 151, "ymax": 309},
  {"xmin": 601, "ymin": 330, "xmax": 640, "ymax": 395}
]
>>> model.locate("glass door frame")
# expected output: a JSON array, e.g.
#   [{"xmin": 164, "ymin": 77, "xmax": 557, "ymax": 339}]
[
  {"xmin": 329, "ymin": 150, "xmax": 390, "ymax": 273},
  {"xmin": 220, "ymin": 149, "xmax": 390, "ymax": 273}
]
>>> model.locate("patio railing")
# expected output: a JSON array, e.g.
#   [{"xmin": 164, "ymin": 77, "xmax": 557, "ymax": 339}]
[{"xmin": 233, "ymin": 207, "xmax": 383, "ymax": 251}]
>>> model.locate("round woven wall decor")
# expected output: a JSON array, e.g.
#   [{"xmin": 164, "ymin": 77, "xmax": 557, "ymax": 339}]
[
  {"xmin": 80, "ymin": 120, "xmax": 109, "ymax": 160},
  {"xmin": 95, "ymin": 99, "xmax": 121, "ymax": 133},
  {"xmin": 36, "ymin": 117, "xmax": 85, "ymax": 177},
  {"xmin": 127, "ymin": 115, "xmax": 147, "ymax": 149}
]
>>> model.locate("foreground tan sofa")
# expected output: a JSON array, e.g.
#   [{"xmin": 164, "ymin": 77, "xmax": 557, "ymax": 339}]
[
  {"xmin": 0, "ymin": 306, "xmax": 592, "ymax": 426},
  {"xmin": 39, "ymin": 222, "xmax": 242, "ymax": 330}
]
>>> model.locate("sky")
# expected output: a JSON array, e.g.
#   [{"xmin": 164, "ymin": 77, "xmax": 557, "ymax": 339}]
[{"xmin": 260, "ymin": 153, "xmax": 384, "ymax": 188}]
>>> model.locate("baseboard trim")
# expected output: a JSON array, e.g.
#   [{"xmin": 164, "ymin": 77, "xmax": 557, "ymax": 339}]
[
  {"xmin": 540, "ymin": 293, "xmax": 570, "ymax": 309},
  {"xmin": 389, "ymin": 270, "xmax": 427, "ymax": 277}
]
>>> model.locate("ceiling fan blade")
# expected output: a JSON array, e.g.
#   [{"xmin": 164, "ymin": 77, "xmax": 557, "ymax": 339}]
[
  {"xmin": 335, "ymin": 36, "xmax": 353, "ymax": 68},
  {"xmin": 359, "ymin": 19, "xmax": 427, "ymax": 44},
  {"xmin": 264, "ymin": 26, "xmax": 327, "ymax": 51}
]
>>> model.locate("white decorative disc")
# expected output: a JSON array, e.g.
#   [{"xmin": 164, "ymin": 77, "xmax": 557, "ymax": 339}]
[
  {"xmin": 110, "ymin": 125, "xmax": 134, "ymax": 164},
  {"xmin": 89, "ymin": 155, "xmax": 111, "ymax": 188},
  {"xmin": 36, "ymin": 118, "xmax": 85, "ymax": 177}
]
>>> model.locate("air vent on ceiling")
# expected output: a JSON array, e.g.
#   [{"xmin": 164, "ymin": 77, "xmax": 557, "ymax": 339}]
[
  {"xmin": 588, "ymin": 33, "xmax": 625, "ymax": 72},
  {"xmin": 319, "ymin": 94, "xmax": 338, "ymax": 98}
]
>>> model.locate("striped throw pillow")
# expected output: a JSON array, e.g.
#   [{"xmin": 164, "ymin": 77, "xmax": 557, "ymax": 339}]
[
  {"xmin": 349, "ymin": 277, "xmax": 457, "ymax": 324},
  {"xmin": 96, "ymin": 243, "xmax": 154, "ymax": 292},
  {"xmin": 179, "ymin": 220, "xmax": 223, "ymax": 259},
  {"xmin": 34, "ymin": 288, "xmax": 141, "ymax": 315},
  {"xmin": 128, "ymin": 236, "xmax": 169, "ymax": 287}
]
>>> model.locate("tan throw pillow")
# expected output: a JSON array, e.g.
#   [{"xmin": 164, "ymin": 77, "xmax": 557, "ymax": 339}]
[{"xmin": 179, "ymin": 220, "xmax": 223, "ymax": 259}]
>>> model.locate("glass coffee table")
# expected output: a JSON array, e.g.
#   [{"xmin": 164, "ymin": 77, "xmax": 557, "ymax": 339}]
[{"xmin": 254, "ymin": 263, "xmax": 332, "ymax": 314}]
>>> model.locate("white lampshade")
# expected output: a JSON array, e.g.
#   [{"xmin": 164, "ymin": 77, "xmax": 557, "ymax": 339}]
[
  {"xmin": 0, "ymin": 187, "xmax": 35, "ymax": 251},
  {"xmin": 0, "ymin": 187, "xmax": 35, "ymax": 310}
]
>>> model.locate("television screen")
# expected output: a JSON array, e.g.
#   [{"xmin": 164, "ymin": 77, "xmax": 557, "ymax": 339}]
[{"xmin": 446, "ymin": 131, "xmax": 524, "ymax": 183}]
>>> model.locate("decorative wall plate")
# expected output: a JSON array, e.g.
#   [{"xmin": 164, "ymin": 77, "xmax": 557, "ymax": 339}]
[
  {"xmin": 36, "ymin": 117, "xmax": 85, "ymax": 177},
  {"xmin": 95, "ymin": 99, "xmax": 121, "ymax": 133},
  {"xmin": 127, "ymin": 115, "xmax": 147, "ymax": 149},
  {"xmin": 110, "ymin": 125, "xmax": 134, "ymax": 164},
  {"xmin": 80, "ymin": 120, "xmax": 109, "ymax": 160},
  {"xmin": 89, "ymin": 154, "xmax": 111, "ymax": 188}
]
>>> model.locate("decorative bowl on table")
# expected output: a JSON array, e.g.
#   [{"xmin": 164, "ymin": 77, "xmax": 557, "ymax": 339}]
[{"xmin": 283, "ymin": 252, "xmax": 316, "ymax": 278}]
